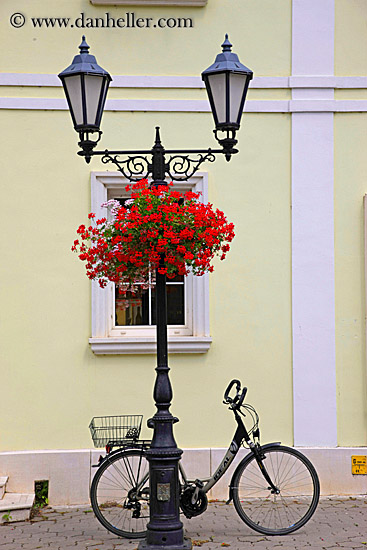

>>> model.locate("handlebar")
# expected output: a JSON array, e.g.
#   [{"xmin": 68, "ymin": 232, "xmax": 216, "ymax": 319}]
[
  {"xmin": 224, "ymin": 379, "xmax": 241, "ymax": 403},
  {"xmin": 223, "ymin": 379, "xmax": 247, "ymax": 409}
]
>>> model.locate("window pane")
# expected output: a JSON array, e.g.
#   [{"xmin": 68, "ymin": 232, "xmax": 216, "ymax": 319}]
[
  {"xmin": 151, "ymin": 285, "xmax": 185, "ymax": 325},
  {"xmin": 115, "ymin": 287, "xmax": 149, "ymax": 326},
  {"xmin": 167, "ymin": 284, "xmax": 185, "ymax": 324},
  {"xmin": 167, "ymin": 274, "xmax": 184, "ymax": 283}
]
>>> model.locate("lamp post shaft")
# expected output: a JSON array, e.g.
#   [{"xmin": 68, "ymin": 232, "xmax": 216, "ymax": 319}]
[{"xmin": 140, "ymin": 148, "xmax": 190, "ymax": 550}]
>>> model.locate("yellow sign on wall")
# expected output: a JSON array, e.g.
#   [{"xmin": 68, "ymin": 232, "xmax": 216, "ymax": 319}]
[{"xmin": 351, "ymin": 456, "xmax": 367, "ymax": 475}]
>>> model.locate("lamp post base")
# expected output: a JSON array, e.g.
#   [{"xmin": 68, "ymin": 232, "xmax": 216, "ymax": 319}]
[
  {"xmin": 139, "ymin": 537, "xmax": 192, "ymax": 550},
  {"xmin": 140, "ymin": 415, "xmax": 191, "ymax": 550}
]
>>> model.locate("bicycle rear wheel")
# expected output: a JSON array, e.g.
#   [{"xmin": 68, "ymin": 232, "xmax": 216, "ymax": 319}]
[
  {"xmin": 232, "ymin": 445, "xmax": 320, "ymax": 535},
  {"xmin": 90, "ymin": 449, "xmax": 150, "ymax": 538}
]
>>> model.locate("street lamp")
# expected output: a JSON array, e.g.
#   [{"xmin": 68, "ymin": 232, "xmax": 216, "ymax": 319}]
[
  {"xmin": 59, "ymin": 35, "xmax": 252, "ymax": 550},
  {"xmin": 58, "ymin": 36, "xmax": 112, "ymax": 160},
  {"xmin": 202, "ymin": 34, "xmax": 253, "ymax": 161}
]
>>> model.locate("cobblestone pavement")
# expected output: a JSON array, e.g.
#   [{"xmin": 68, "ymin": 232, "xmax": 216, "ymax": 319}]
[{"xmin": 1, "ymin": 497, "xmax": 367, "ymax": 550}]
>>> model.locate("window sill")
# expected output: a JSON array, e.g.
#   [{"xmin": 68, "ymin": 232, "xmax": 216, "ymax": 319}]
[{"xmin": 89, "ymin": 336, "xmax": 212, "ymax": 354}]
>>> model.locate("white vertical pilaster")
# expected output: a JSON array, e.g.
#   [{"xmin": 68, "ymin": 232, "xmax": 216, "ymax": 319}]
[{"xmin": 292, "ymin": 0, "xmax": 337, "ymax": 446}]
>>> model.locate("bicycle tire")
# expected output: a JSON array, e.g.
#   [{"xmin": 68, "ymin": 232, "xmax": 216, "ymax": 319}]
[
  {"xmin": 90, "ymin": 449, "xmax": 150, "ymax": 538},
  {"xmin": 232, "ymin": 445, "xmax": 320, "ymax": 535}
]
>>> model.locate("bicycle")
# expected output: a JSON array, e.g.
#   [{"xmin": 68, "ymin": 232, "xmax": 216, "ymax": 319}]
[{"xmin": 89, "ymin": 380, "xmax": 320, "ymax": 538}]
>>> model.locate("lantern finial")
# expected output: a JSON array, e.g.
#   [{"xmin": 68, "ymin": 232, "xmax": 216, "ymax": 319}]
[
  {"xmin": 221, "ymin": 34, "xmax": 232, "ymax": 52},
  {"xmin": 79, "ymin": 36, "xmax": 90, "ymax": 55}
]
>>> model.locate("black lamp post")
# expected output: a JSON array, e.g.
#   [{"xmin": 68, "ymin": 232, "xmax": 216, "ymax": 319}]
[{"xmin": 59, "ymin": 35, "xmax": 252, "ymax": 550}]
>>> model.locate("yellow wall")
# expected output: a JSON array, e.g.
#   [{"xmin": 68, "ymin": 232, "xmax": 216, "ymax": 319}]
[
  {"xmin": 335, "ymin": 0, "xmax": 367, "ymax": 76},
  {"xmin": 0, "ymin": 104, "xmax": 292, "ymax": 450},
  {"xmin": 334, "ymin": 114, "xmax": 367, "ymax": 446},
  {"xmin": 334, "ymin": 0, "xmax": 367, "ymax": 446},
  {"xmin": 1, "ymin": 0, "xmax": 367, "ymax": 453},
  {"xmin": 0, "ymin": 0, "xmax": 291, "ymax": 76},
  {"xmin": 0, "ymin": 0, "xmax": 294, "ymax": 452}
]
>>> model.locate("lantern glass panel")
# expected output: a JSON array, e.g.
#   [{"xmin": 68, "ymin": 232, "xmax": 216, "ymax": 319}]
[
  {"xmin": 85, "ymin": 75, "xmax": 104, "ymax": 126},
  {"xmin": 208, "ymin": 73, "xmax": 226, "ymax": 124},
  {"xmin": 65, "ymin": 75, "xmax": 83, "ymax": 126},
  {"xmin": 229, "ymin": 73, "xmax": 247, "ymax": 124},
  {"xmin": 97, "ymin": 79, "xmax": 111, "ymax": 127}
]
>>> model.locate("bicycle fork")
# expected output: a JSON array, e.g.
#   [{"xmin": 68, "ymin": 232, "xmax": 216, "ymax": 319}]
[
  {"xmin": 250, "ymin": 443, "xmax": 280, "ymax": 494},
  {"xmin": 227, "ymin": 441, "xmax": 282, "ymax": 504}
]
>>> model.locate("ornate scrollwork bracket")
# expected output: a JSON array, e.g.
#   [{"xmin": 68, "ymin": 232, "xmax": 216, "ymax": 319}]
[
  {"xmin": 101, "ymin": 152, "xmax": 151, "ymax": 181},
  {"xmin": 79, "ymin": 126, "xmax": 236, "ymax": 183},
  {"xmin": 165, "ymin": 151, "xmax": 216, "ymax": 182}
]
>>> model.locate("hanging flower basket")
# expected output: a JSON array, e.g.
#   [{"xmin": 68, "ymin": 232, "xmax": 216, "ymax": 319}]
[{"xmin": 72, "ymin": 179, "xmax": 235, "ymax": 292}]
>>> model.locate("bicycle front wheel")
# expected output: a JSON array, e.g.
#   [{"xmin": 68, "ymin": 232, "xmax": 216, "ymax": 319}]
[
  {"xmin": 90, "ymin": 449, "xmax": 150, "ymax": 538},
  {"xmin": 232, "ymin": 445, "xmax": 320, "ymax": 535}
]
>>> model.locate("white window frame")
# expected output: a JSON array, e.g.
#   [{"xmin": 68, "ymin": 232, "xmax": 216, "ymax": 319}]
[{"xmin": 89, "ymin": 171, "xmax": 212, "ymax": 354}]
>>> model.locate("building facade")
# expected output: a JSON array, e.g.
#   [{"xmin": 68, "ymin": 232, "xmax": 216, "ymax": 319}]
[{"xmin": 0, "ymin": 0, "xmax": 366, "ymax": 503}]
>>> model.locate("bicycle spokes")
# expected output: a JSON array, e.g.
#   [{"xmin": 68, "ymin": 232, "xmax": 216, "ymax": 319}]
[
  {"xmin": 90, "ymin": 450, "xmax": 150, "ymax": 538},
  {"xmin": 232, "ymin": 445, "xmax": 320, "ymax": 535}
]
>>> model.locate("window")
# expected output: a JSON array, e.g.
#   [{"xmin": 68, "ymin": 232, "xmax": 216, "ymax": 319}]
[{"xmin": 89, "ymin": 171, "xmax": 211, "ymax": 354}]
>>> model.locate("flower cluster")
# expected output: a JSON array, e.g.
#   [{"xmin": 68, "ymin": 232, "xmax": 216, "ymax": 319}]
[{"xmin": 72, "ymin": 179, "xmax": 235, "ymax": 290}]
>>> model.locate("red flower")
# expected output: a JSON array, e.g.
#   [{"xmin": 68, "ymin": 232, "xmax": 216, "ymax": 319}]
[
  {"xmin": 184, "ymin": 252, "xmax": 194, "ymax": 260},
  {"xmin": 72, "ymin": 178, "xmax": 235, "ymax": 290}
]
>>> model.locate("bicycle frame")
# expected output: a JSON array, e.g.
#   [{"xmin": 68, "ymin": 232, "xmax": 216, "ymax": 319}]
[{"xmin": 180, "ymin": 409, "xmax": 253, "ymax": 493}]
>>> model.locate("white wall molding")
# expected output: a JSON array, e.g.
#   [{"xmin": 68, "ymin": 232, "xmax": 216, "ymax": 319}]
[
  {"xmin": 89, "ymin": 336, "xmax": 212, "ymax": 354},
  {"xmin": 292, "ymin": 0, "xmax": 334, "ymax": 76},
  {"xmin": 291, "ymin": 0, "xmax": 337, "ymax": 447},
  {"xmin": 2, "ymin": 97, "xmax": 367, "ymax": 113},
  {"xmin": 90, "ymin": 0, "xmax": 208, "ymax": 5},
  {"xmin": 290, "ymin": 99, "xmax": 367, "ymax": 112},
  {"xmin": 290, "ymin": 76, "xmax": 367, "ymax": 89},
  {"xmin": 1, "ymin": 73, "xmax": 367, "ymax": 89},
  {"xmin": 1, "ymin": 447, "xmax": 366, "ymax": 505}
]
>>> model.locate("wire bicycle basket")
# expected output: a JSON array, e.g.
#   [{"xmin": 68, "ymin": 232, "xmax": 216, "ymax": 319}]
[{"xmin": 89, "ymin": 415, "xmax": 143, "ymax": 448}]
